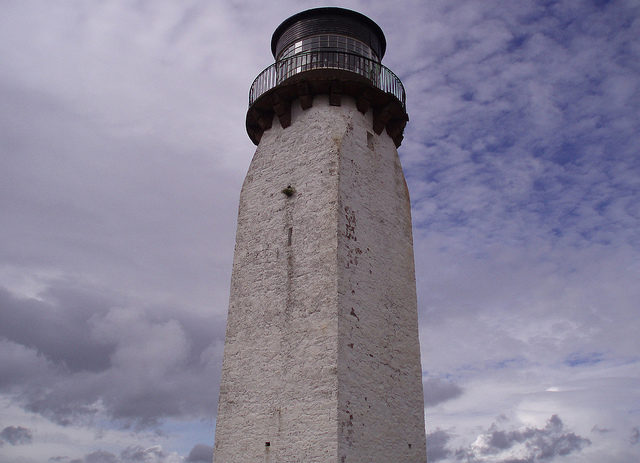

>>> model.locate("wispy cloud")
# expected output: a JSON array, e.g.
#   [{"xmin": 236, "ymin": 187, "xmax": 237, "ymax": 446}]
[
  {"xmin": 400, "ymin": 0, "xmax": 640, "ymax": 251},
  {"xmin": 0, "ymin": 425, "xmax": 33, "ymax": 446},
  {"xmin": 564, "ymin": 352, "xmax": 605, "ymax": 368},
  {"xmin": 424, "ymin": 378, "xmax": 464, "ymax": 406}
]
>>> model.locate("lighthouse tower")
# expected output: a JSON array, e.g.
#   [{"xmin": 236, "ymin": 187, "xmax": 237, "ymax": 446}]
[{"xmin": 214, "ymin": 8, "xmax": 426, "ymax": 463}]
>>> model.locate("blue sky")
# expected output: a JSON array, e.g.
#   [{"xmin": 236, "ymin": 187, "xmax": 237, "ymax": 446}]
[{"xmin": 1, "ymin": 1, "xmax": 639, "ymax": 462}]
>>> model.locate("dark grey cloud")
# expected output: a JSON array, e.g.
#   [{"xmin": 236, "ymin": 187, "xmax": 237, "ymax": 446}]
[
  {"xmin": 0, "ymin": 281, "xmax": 225, "ymax": 427},
  {"xmin": 185, "ymin": 444, "xmax": 213, "ymax": 463},
  {"xmin": 120, "ymin": 446, "xmax": 171, "ymax": 462},
  {"xmin": 0, "ymin": 425, "xmax": 33, "ymax": 445},
  {"xmin": 426, "ymin": 429, "xmax": 453, "ymax": 462},
  {"xmin": 84, "ymin": 451, "xmax": 118, "ymax": 463},
  {"xmin": 456, "ymin": 415, "xmax": 590, "ymax": 462},
  {"xmin": 0, "ymin": 285, "xmax": 117, "ymax": 373},
  {"xmin": 424, "ymin": 378, "xmax": 464, "ymax": 406},
  {"xmin": 66, "ymin": 446, "xmax": 181, "ymax": 463}
]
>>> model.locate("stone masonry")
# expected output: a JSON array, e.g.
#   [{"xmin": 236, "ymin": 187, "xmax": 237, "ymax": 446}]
[{"xmin": 214, "ymin": 95, "xmax": 426, "ymax": 462}]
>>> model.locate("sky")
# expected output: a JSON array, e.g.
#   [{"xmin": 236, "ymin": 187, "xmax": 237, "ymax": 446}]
[{"xmin": 0, "ymin": 0, "xmax": 639, "ymax": 462}]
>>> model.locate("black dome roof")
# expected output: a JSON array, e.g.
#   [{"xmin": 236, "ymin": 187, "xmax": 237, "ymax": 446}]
[{"xmin": 271, "ymin": 7, "xmax": 387, "ymax": 59}]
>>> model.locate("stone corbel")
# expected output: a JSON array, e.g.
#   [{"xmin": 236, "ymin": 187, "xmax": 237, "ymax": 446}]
[
  {"xmin": 329, "ymin": 80, "xmax": 342, "ymax": 106},
  {"xmin": 373, "ymin": 102, "xmax": 394, "ymax": 134},
  {"xmin": 297, "ymin": 81, "xmax": 313, "ymax": 110},
  {"xmin": 272, "ymin": 92, "xmax": 291, "ymax": 128}
]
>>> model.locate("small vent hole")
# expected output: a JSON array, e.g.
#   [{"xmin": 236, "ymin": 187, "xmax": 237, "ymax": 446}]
[{"xmin": 265, "ymin": 442, "xmax": 270, "ymax": 447}]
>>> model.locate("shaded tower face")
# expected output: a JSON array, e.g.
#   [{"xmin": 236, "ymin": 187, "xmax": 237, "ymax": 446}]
[{"xmin": 214, "ymin": 7, "xmax": 426, "ymax": 463}]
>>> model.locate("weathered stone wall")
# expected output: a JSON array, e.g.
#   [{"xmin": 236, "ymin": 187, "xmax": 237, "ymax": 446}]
[
  {"xmin": 214, "ymin": 95, "xmax": 426, "ymax": 463},
  {"xmin": 335, "ymin": 99, "xmax": 426, "ymax": 462}
]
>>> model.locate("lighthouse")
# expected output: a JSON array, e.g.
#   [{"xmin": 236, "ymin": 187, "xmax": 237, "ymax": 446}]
[{"xmin": 214, "ymin": 7, "xmax": 426, "ymax": 463}]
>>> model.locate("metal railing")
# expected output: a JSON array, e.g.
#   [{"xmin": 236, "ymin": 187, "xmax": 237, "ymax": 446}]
[{"xmin": 248, "ymin": 51, "xmax": 405, "ymax": 109}]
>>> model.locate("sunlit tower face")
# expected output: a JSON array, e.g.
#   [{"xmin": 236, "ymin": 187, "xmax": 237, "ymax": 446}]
[{"xmin": 214, "ymin": 8, "xmax": 426, "ymax": 463}]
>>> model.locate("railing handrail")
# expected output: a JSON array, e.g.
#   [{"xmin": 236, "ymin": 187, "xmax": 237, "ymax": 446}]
[{"xmin": 248, "ymin": 50, "xmax": 405, "ymax": 109}]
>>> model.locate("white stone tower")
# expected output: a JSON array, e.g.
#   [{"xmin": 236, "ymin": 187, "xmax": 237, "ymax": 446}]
[{"xmin": 214, "ymin": 8, "xmax": 426, "ymax": 462}]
